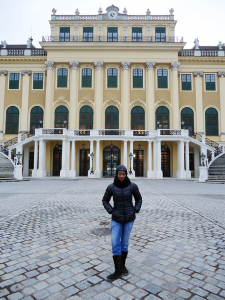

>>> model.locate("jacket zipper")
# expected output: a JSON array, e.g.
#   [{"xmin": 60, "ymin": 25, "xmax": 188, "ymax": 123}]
[{"xmin": 122, "ymin": 187, "xmax": 126, "ymax": 222}]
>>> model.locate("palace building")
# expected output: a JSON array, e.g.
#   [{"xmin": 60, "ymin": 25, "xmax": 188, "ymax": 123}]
[{"xmin": 0, "ymin": 5, "xmax": 224, "ymax": 179}]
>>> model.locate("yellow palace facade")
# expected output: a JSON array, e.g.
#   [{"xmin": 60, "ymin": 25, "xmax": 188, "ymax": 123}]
[{"xmin": 0, "ymin": 5, "xmax": 224, "ymax": 179}]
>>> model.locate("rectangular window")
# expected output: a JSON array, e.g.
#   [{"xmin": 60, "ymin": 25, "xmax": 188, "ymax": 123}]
[
  {"xmin": 59, "ymin": 27, "xmax": 70, "ymax": 41},
  {"xmin": 107, "ymin": 68, "xmax": 117, "ymax": 88},
  {"xmin": 181, "ymin": 74, "xmax": 191, "ymax": 90},
  {"xmin": 33, "ymin": 73, "xmax": 43, "ymax": 89},
  {"xmin": 107, "ymin": 27, "xmax": 118, "ymax": 42},
  {"xmin": 205, "ymin": 74, "xmax": 215, "ymax": 91},
  {"xmin": 82, "ymin": 68, "xmax": 92, "ymax": 87},
  {"xmin": 132, "ymin": 27, "xmax": 142, "ymax": 42},
  {"xmin": 133, "ymin": 69, "xmax": 143, "ymax": 88},
  {"xmin": 57, "ymin": 68, "xmax": 68, "ymax": 88},
  {"xmin": 155, "ymin": 27, "xmax": 166, "ymax": 42},
  {"xmin": 83, "ymin": 27, "xmax": 93, "ymax": 42},
  {"xmin": 158, "ymin": 69, "xmax": 168, "ymax": 88},
  {"xmin": 9, "ymin": 73, "xmax": 19, "ymax": 89}
]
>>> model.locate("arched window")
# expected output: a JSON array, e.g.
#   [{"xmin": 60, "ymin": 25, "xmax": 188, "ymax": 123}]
[
  {"xmin": 205, "ymin": 108, "xmax": 218, "ymax": 136},
  {"xmin": 181, "ymin": 107, "xmax": 194, "ymax": 132},
  {"xmin": 6, "ymin": 106, "xmax": 19, "ymax": 134},
  {"xmin": 105, "ymin": 106, "xmax": 119, "ymax": 129},
  {"xmin": 156, "ymin": 106, "xmax": 169, "ymax": 129},
  {"xmin": 131, "ymin": 106, "xmax": 145, "ymax": 131},
  {"xmin": 30, "ymin": 106, "xmax": 43, "ymax": 132},
  {"xmin": 55, "ymin": 105, "xmax": 68, "ymax": 129},
  {"xmin": 79, "ymin": 105, "xmax": 93, "ymax": 130}
]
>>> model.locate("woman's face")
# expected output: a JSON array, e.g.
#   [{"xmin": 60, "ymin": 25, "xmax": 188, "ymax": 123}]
[{"xmin": 118, "ymin": 170, "xmax": 126, "ymax": 181}]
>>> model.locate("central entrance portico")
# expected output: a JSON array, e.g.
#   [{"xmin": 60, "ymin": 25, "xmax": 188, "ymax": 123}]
[{"xmin": 103, "ymin": 144, "xmax": 120, "ymax": 177}]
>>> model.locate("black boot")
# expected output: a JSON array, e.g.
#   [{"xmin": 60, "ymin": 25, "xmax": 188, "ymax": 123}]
[
  {"xmin": 107, "ymin": 255, "xmax": 123, "ymax": 282},
  {"xmin": 121, "ymin": 251, "xmax": 129, "ymax": 276}
]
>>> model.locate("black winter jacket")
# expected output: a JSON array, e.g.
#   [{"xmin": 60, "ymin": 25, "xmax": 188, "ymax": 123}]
[{"xmin": 102, "ymin": 179, "xmax": 142, "ymax": 223}]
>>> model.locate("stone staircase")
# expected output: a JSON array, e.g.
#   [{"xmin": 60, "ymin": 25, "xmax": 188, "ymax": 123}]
[
  {"xmin": 207, "ymin": 154, "xmax": 225, "ymax": 183},
  {"xmin": 0, "ymin": 153, "xmax": 14, "ymax": 179}
]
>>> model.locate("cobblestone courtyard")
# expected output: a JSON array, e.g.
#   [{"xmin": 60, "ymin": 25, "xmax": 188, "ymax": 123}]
[{"xmin": 0, "ymin": 179, "xmax": 225, "ymax": 300}]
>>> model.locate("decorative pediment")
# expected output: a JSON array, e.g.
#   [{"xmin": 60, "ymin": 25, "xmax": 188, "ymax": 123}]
[
  {"xmin": 155, "ymin": 98, "xmax": 171, "ymax": 106},
  {"xmin": 130, "ymin": 98, "xmax": 146, "ymax": 107},
  {"xmin": 53, "ymin": 96, "xmax": 70, "ymax": 107},
  {"xmin": 104, "ymin": 97, "xmax": 121, "ymax": 107},
  {"xmin": 79, "ymin": 97, "xmax": 94, "ymax": 108}
]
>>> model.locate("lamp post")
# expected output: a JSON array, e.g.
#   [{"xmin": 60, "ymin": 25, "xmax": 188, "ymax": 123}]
[
  {"xmin": 157, "ymin": 120, "xmax": 160, "ymax": 129},
  {"xmin": 138, "ymin": 142, "xmax": 141, "ymax": 150},
  {"xmin": 200, "ymin": 152, "xmax": 206, "ymax": 166},
  {"xmin": 181, "ymin": 120, "xmax": 185, "ymax": 129},
  {"xmin": 39, "ymin": 120, "xmax": 43, "ymax": 127},
  {"xmin": 129, "ymin": 152, "xmax": 133, "ymax": 174},
  {"xmin": 90, "ymin": 152, "xmax": 95, "ymax": 174},
  {"xmin": 16, "ymin": 151, "xmax": 22, "ymax": 165}
]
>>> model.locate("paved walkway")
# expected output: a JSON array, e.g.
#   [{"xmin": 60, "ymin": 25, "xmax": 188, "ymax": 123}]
[{"xmin": 0, "ymin": 179, "xmax": 225, "ymax": 300}]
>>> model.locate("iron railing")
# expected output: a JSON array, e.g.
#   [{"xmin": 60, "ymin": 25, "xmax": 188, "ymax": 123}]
[
  {"xmin": 189, "ymin": 130, "xmax": 202, "ymax": 142},
  {"xmin": 42, "ymin": 129, "xmax": 64, "ymax": 134},
  {"xmin": 133, "ymin": 130, "xmax": 149, "ymax": 136},
  {"xmin": 205, "ymin": 137, "xmax": 219, "ymax": 149},
  {"xmin": 208, "ymin": 146, "xmax": 224, "ymax": 164},
  {"xmin": 74, "ymin": 130, "xmax": 90, "ymax": 136},
  {"xmin": 21, "ymin": 130, "xmax": 35, "ymax": 141},
  {"xmin": 160, "ymin": 129, "xmax": 181, "ymax": 135},
  {"xmin": 98, "ymin": 130, "xmax": 125, "ymax": 136},
  {"xmin": 42, "ymin": 35, "xmax": 184, "ymax": 43}
]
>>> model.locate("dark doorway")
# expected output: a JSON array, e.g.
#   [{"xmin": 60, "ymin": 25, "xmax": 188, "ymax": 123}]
[
  {"xmin": 161, "ymin": 145, "xmax": 170, "ymax": 177},
  {"xmin": 103, "ymin": 144, "xmax": 120, "ymax": 177},
  {"xmin": 79, "ymin": 149, "xmax": 90, "ymax": 176},
  {"xmin": 133, "ymin": 150, "xmax": 144, "ymax": 177},
  {"xmin": 29, "ymin": 152, "xmax": 34, "ymax": 174},
  {"xmin": 53, "ymin": 144, "xmax": 62, "ymax": 176}
]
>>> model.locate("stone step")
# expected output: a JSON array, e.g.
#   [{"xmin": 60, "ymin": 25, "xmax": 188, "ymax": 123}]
[{"xmin": 0, "ymin": 153, "xmax": 14, "ymax": 178}]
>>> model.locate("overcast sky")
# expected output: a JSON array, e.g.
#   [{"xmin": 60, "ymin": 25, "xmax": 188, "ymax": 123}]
[{"xmin": 1, "ymin": 0, "xmax": 224, "ymax": 49}]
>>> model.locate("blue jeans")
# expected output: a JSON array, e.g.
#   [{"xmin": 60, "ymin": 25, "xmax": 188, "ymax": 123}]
[{"xmin": 111, "ymin": 219, "xmax": 134, "ymax": 256}]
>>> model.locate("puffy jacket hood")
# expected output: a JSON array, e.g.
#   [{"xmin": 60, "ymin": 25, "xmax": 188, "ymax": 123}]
[{"xmin": 116, "ymin": 165, "xmax": 127, "ymax": 176}]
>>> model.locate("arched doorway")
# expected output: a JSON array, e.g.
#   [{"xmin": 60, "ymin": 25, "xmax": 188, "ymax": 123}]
[
  {"xmin": 79, "ymin": 148, "xmax": 90, "ymax": 176},
  {"xmin": 103, "ymin": 144, "xmax": 121, "ymax": 177},
  {"xmin": 133, "ymin": 149, "xmax": 144, "ymax": 177},
  {"xmin": 161, "ymin": 145, "xmax": 170, "ymax": 177},
  {"xmin": 53, "ymin": 144, "xmax": 62, "ymax": 176}
]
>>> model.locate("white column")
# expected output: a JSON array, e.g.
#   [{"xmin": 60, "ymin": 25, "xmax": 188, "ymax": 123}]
[
  {"xmin": 185, "ymin": 141, "xmax": 191, "ymax": 178},
  {"xmin": 146, "ymin": 63, "xmax": 155, "ymax": 130},
  {"xmin": 153, "ymin": 140, "xmax": 163, "ymax": 178},
  {"xmin": 44, "ymin": 61, "xmax": 54, "ymax": 128},
  {"xmin": 60, "ymin": 139, "xmax": 69, "ymax": 177},
  {"xmin": 69, "ymin": 140, "xmax": 76, "ymax": 177},
  {"xmin": 20, "ymin": 70, "xmax": 31, "ymax": 132},
  {"xmin": 123, "ymin": 140, "xmax": 127, "ymax": 168},
  {"xmin": 37, "ymin": 140, "xmax": 46, "ymax": 177},
  {"xmin": 32, "ymin": 140, "xmax": 38, "ymax": 177},
  {"xmin": 94, "ymin": 62, "xmax": 103, "ymax": 129},
  {"xmin": 69, "ymin": 62, "xmax": 79, "ymax": 129},
  {"xmin": 177, "ymin": 141, "xmax": 186, "ymax": 178},
  {"xmin": 218, "ymin": 72, "xmax": 225, "ymax": 141},
  {"xmin": 23, "ymin": 147, "xmax": 30, "ymax": 177},
  {"xmin": 147, "ymin": 140, "xmax": 154, "ymax": 178},
  {"xmin": 0, "ymin": 70, "xmax": 7, "ymax": 141},
  {"xmin": 194, "ymin": 148, "xmax": 200, "ymax": 178},
  {"xmin": 88, "ymin": 140, "xmax": 94, "ymax": 177},
  {"xmin": 95, "ymin": 140, "xmax": 101, "ymax": 178},
  {"xmin": 171, "ymin": 62, "xmax": 180, "ymax": 129},
  {"xmin": 194, "ymin": 71, "xmax": 204, "ymax": 135},
  {"xmin": 121, "ymin": 62, "xmax": 130, "ymax": 129}
]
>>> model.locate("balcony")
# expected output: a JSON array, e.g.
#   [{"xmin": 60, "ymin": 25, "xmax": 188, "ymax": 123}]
[
  {"xmin": 0, "ymin": 49, "xmax": 47, "ymax": 56},
  {"xmin": 42, "ymin": 35, "xmax": 184, "ymax": 43}
]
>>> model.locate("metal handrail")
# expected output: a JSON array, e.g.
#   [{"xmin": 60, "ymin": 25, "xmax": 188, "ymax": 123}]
[{"xmin": 42, "ymin": 35, "xmax": 184, "ymax": 43}]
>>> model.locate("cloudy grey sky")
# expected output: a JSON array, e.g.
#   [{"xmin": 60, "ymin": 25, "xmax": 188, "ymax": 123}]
[{"xmin": 0, "ymin": 0, "xmax": 224, "ymax": 49}]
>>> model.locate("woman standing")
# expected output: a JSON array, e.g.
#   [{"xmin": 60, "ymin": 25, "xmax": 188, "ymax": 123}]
[{"xmin": 102, "ymin": 165, "xmax": 142, "ymax": 281}]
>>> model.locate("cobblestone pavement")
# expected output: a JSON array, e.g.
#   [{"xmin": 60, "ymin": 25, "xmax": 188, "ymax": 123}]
[{"xmin": 0, "ymin": 179, "xmax": 225, "ymax": 300}]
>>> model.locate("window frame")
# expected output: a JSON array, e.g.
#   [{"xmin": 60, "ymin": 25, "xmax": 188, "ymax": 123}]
[
  {"xmin": 79, "ymin": 105, "xmax": 93, "ymax": 131},
  {"xmin": 107, "ymin": 68, "xmax": 118, "ymax": 88},
  {"xmin": 155, "ymin": 27, "xmax": 166, "ymax": 42},
  {"xmin": 132, "ymin": 68, "xmax": 143, "ymax": 89},
  {"xmin": 155, "ymin": 106, "xmax": 170, "ymax": 129},
  {"xmin": 205, "ymin": 73, "xmax": 216, "ymax": 91},
  {"xmin": 32, "ymin": 72, "xmax": 44, "ymax": 90},
  {"xmin": 59, "ymin": 27, "xmax": 70, "ymax": 42},
  {"xmin": 81, "ymin": 68, "xmax": 93, "ymax": 88},
  {"xmin": 57, "ymin": 68, "xmax": 68, "ymax": 88},
  {"xmin": 131, "ymin": 106, "xmax": 145, "ymax": 131},
  {"xmin": 180, "ymin": 107, "xmax": 194, "ymax": 132},
  {"xmin": 180, "ymin": 73, "xmax": 192, "ymax": 91},
  {"xmin": 8, "ymin": 72, "xmax": 20, "ymax": 90},
  {"xmin": 205, "ymin": 107, "xmax": 219, "ymax": 136},
  {"xmin": 132, "ymin": 27, "xmax": 142, "ymax": 42},
  {"xmin": 107, "ymin": 27, "xmax": 118, "ymax": 42},
  {"xmin": 105, "ymin": 105, "xmax": 119, "ymax": 130},
  {"xmin": 5, "ymin": 106, "xmax": 19, "ymax": 134},
  {"xmin": 83, "ymin": 27, "xmax": 93, "ymax": 42},
  {"xmin": 30, "ymin": 106, "xmax": 44, "ymax": 132},
  {"xmin": 54, "ymin": 105, "xmax": 69, "ymax": 129},
  {"xmin": 157, "ymin": 68, "xmax": 168, "ymax": 89}
]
